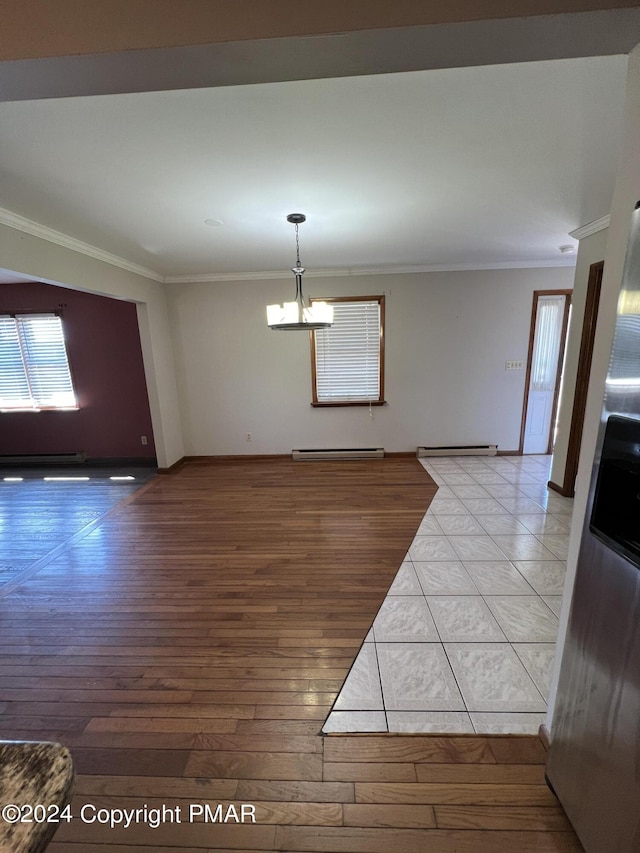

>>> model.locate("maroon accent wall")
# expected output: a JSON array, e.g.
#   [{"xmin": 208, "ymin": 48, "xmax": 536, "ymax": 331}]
[{"xmin": 0, "ymin": 282, "xmax": 156, "ymax": 459}]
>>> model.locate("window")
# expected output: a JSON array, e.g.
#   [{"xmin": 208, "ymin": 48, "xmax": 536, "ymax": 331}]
[
  {"xmin": 0, "ymin": 313, "xmax": 77, "ymax": 410},
  {"xmin": 310, "ymin": 295, "xmax": 385, "ymax": 406}
]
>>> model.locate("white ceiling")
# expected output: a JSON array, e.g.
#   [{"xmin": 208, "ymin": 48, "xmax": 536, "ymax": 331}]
[{"xmin": 0, "ymin": 54, "xmax": 628, "ymax": 280}]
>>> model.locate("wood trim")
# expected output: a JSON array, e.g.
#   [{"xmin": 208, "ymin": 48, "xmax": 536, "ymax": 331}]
[
  {"xmin": 496, "ymin": 450, "xmax": 520, "ymax": 456},
  {"xmin": 183, "ymin": 454, "xmax": 290, "ymax": 464},
  {"xmin": 538, "ymin": 725, "xmax": 551, "ymax": 751},
  {"xmin": 310, "ymin": 294, "xmax": 385, "ymax": 303},
  {"xmin": 311, "ymin": 400, "xmax": 386, "ymax": 408},
  {"xmin": 559, "ymin": 261, "xmax": 604, "ymax": 497},
  {"xmin": 156, "ymin": 456, "xmax": 185, "ymax": 474},
  {"xmin": 310, "ymin": 295, "xmax": 385, "ymax": 406},
  {"xmin": 547, "ymin": 480, "xmax": 564, "ymax": 494},
  {"xmin": 379, "ymin": 294, "xmax": 386, "ymax": 404},
  {"xmin": 519, "ymin": 290, "xmax": 572, "ymax": 455}
]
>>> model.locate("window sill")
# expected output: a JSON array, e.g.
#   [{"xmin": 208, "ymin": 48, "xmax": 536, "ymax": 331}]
[
  {"xmin": 0, "ymin": 407, "xmax": 80, "ymax": 413},
  {"xmin": 311, "ymin": 400, "xmax": 387, "ymax": 408}
]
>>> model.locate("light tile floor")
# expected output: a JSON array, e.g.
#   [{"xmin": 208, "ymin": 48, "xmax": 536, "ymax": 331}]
[{"xmin": 323, "ymin": 454, "xmax": 573, "ymax": 735}]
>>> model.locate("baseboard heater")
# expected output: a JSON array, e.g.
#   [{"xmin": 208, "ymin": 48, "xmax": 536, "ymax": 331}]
[
  {"xmin": 0, "ymin": 452, "xmax": 87, "ymax": 466},
  {"xmin": 292, "ymin": 448, "xmax": 384, "ymax": 461},
  {"xmin": 417, "ymin": 445, "xmax": 497, "ymax": 458}
]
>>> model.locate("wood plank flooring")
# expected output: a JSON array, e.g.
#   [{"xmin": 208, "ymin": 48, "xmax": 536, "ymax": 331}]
[{"xmin": 0, "ymin": 458, "xmax": 582, "ymax": 851}]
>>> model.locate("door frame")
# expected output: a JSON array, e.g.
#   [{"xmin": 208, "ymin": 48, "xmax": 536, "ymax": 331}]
[
  {"xmin": 549, "ymin": 261, "xmax": 604, "ymax": 496},
  {"xmin": 519, "ymin": 289, "xmax": 572, "ymax": 455}
]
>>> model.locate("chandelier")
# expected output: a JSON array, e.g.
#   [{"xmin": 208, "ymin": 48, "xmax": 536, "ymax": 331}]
[{"xmin": 266, "ymin": 214, "xmax": 333, "ymax": 331}]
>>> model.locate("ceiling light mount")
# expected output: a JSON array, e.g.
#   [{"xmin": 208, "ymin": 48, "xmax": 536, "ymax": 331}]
[{"xmin": 266, "ymin": 214, "xmax": 333, "ymax": 331}]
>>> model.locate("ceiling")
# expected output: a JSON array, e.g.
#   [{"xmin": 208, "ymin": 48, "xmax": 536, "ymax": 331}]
[{"xmin": 0, "ymin": 54, "xmax": 628, "ymax": 280}]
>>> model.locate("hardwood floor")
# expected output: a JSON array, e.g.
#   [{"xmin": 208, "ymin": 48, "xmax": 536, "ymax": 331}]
[{"xmin": 0, "ymin": 459, "xmax": 582, "ymax": 851}]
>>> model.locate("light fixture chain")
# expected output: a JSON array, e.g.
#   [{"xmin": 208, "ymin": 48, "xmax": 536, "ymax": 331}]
[{"xmin": 295, "ymin": 223, "xmax": 301, "ymax": 268}]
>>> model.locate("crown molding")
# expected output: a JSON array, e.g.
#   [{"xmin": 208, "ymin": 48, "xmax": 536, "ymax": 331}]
[
  {"xmin": 569, "ymin": 215, "xmax": 610, "ymax": 240},
  {"xmin": 0, "ymin": 206, "xmax": 576, "ymax": 285},
  {"xmin": 163, "ymin": 258, "xmax": 576, "ymax": 284},
  {"xmin": 0, "ymin": 207, "xmax": 163, "ymax": 283}
]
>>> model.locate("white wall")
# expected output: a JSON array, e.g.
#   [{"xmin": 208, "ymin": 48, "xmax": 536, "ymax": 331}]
[
  {"xmin": 0, "ymin": 222, "xmax": 184, "ymax": 468},
  {"xmin": 167, "ymin": 266, "xmax": 574, "ymax": 456},
  {"xmin": 547, "ymin": 43, "xmax": 640, "ymax": 731},
  {"xmin": 550, "ymin": 227, "xmax": 609, "ymax": 489}
]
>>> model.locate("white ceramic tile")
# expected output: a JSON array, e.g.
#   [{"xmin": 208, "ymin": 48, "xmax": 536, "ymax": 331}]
[
  {"xmin": 489, "ymin": 535, "xmax": 557, "ymax": 561},
  {"xmin": 463, "ymin": 561, "xmax": 536, "ymax": 595},
  {"xmin": 456, "ymin": 461, "xmax": 493, "ymax": 473},
  {"xmin": 409, "ymin": 536, "xmax": 459, "ymax": 562},
  {"xmin": 545, "ymin": 495, "xmax": 575, "ymax": 513},
  {"xmin": 448, "ymin": 535, "xmax": 508, "ymax": 562},
  {"xmin": 469, "ymin": 471, "xmax": 509, "ymax": 485},
  {"xmin": 427, "ymin": 485, "xmax": 457, "ymax": 500},
  {"xmin": 364, "ymin": 628, "xmax": 374, "ymax": 642},
  {"xmin": 414, "ymin": 561, "xmax": 478, "ymax": 595},
  {"xmin": 513, "ymin": 643, "xmax": 556, "ymax": 701},
  {"xmin": 535, "ymin": 533, "xmax": 570, "ymax": 560},
  {"xmin": 476, "ymin": 515, "xmax": 531, "ymax": 535},
  {"xmin": 428, "ymin": 497, "xmax": 470, "ymax": 515},
  {"xmin": 387, "ymin": 711, "xmax": 474, "ymax": 733},
  {"xmin": 496, "ymin": 497, "xmax": 547, "ymax": 514},
  {"xmin": 322, "ymin": 711, "xmax": 387, "ymax": 733},
  {"xmin": 513, "ymin": 560, "xmax": 566, "ymax": 595},
  {"xmin": 485, "ymin": 596, "xmax": 559, "ymax": 642},
  {"xmin": 548, "ymin": 503, "xmax": 573, "ymax": 517},
  {"xmin": 427, "ymin": 460, "xmax": 464, "ymax": 471},
  {"xmin": 460, "ymin": 498, "xmax": 506, "ymax": 515},
  {"xmin": 377, "ymin": 643, "xmax": 465, "ymax": 711},
  {"xmin": 416, "ymin": 516, "xmax": 444, "ymax": 535},
  {"xmin": 542, "ymin": 595, "xmax": 563, "ymax": 617},
  {"xmin": 440, "ymin": 472, "xmax": 476, "ymax": 485},
  {"xmin": 427, "ymin": 473, "xmax": 446, "ymax": 485},
  {"xmin": 514, "ymin": 514, "xmax": 571, "ymax": 534},
  {"xmin": 501, "ymin": 472, "xmax": 542, "ymax": 485},
  {"xmin": 481, "ymin": 484, "xmax": 523, "ymax": 498},
  {"xmin": 333, "ymin": 643, "xmax": 383, "ymax": 711},
  {"xmin": 435, "ymin": 515, "xmax": 486, "ymax": 535},
  {"xmin": 426, "ymin": 596, "xmax": 506, "ymax": 642},
  {"xmin": 445, "ymin": 643, "xmax": 546, "ymax": 712},
  {"xmin": 373, "ymin": 596, "xmax": 439, "ymax": 642},
  {"xmin": 470, "ymin": 712, "xmax": 546, "ymax": 734},
  {"xmin": 387, "ymin": 563, "xmax": 423, "ymax": 595},
  {"xmin": 450, "ymin": 484, "xmax": 491, "ymax": 499},
  {"xmin": 517, "ymin": 483, "xmax": 554, "ymax": 499}
]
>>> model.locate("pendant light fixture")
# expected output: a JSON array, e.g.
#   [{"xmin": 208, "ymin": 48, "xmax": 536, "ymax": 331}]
[{"xmin": 266, "ymin": 214, "xmax": 333, "ymax": 331}]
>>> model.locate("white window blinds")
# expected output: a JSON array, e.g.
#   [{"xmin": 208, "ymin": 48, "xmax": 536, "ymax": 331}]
[
  {"xmin": 312, "ymin": 298, "xmax": 383, "ymax": 403},
  {"xmin": 530, "ymin": 296, "xmax": 566, "ymax": 393},
  {"xmin": 0, "ymin": 314, "xmax": 76, "ymax": 410}
]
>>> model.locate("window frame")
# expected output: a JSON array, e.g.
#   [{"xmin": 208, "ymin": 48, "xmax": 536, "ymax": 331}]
[
  {"xmin": 0, "ymin": 311, "xmax": 78, "ymax": 412},
  {"xmin": 309, "ymin": 294, "xmax": 386, "ymax": 407}
]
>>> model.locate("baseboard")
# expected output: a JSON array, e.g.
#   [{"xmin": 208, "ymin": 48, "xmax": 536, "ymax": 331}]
[
  {"xmin": 157, "ymin": 456, "xmax": 185, "ymax": 474},
  {"xmin": 547, "ymin": 479, "xmax": 573, "ymax": 497},
  {"xmin": 385, "ymin": 452, "xmax": 417, "ymax": 458},
  {"xmin": 87, "ymin": 457, "xmax": 157, "ymax": 467},
  {"xmin": 184, "ymin": 454, "xmax": 290, "ymax": 464},
  {"xmin": 538, "ymin": 724, "xmax": 551, "ymax": 751},
  {"xmin": 496, "ymin": 449, "xmax": 521, "ymax": 456}
]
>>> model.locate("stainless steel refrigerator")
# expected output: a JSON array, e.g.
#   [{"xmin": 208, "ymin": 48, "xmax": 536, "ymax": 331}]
[{"xmin": 547, "ymin": 201, "xmax": 640, "ymax": 852}]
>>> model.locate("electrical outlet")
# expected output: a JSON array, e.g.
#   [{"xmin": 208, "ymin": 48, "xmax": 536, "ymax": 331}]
[
  {"xmin": 246, "ymin": 433, "xmax": 252, "ymax": 442},
  {"xmin": 141, "ymin": 435, "xmax": 148, "ymax": 445},
  {"xmin": 505, "ymin": 360, "xmax": 524, "ymax": 370}
]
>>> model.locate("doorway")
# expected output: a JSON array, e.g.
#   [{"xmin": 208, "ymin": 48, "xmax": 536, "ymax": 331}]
[{"xmin": 520, "ymin": 290, "xmax": 572, "ymax": 455}]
